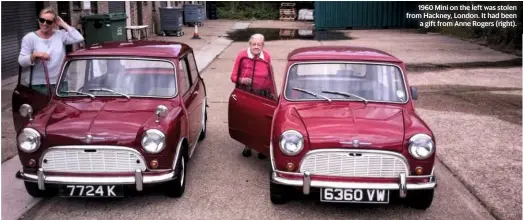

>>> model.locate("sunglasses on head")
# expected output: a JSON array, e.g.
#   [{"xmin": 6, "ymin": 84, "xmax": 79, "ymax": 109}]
[{"xmin": 38, "ymin": 18, "xmax": 53, "ymax": 25}]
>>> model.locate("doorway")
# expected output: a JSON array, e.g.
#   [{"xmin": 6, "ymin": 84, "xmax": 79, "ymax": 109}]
[
  {"xmin": 137, "ymin": 2, "xmax": 143, "ymax": 25},
  {"xmin": 57, "ymin": 2, "xmax": 73, "ymax": 53}
]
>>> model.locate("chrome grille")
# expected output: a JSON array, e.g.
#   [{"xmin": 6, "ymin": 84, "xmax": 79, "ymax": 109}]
[
  {"xmin": 299, "ymin": 150, "xmax": 409, "ymax": 178},
  {"xmin": 41, "ymin": 146, "xmax": 146, "ymax": 173}
]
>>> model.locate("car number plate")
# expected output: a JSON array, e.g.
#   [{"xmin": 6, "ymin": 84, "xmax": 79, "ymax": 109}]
[
  {"xmin": 59, "ymin": 185, "xmax": 124, "ymax": 197},
  {"xmin": 320, "ymin": 188, "xmax": 389, "ymax": 203}
]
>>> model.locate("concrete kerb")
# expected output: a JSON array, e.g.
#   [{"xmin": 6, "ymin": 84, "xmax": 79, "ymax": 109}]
[{"xmin": 0, "ymin": 21, "xmax": 247, "ymax": 220}]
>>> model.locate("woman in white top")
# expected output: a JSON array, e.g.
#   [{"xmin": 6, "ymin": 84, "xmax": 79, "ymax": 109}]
[{"xmin": 18, "ymin": 7, "xmax": 84, "ymax": 95}]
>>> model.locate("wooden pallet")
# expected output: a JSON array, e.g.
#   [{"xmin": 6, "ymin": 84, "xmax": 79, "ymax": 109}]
[
  {"xmin": 280, "ymin": 9, "xmax": 296, "ymax": 16},
  {"xmin": 280, "ymin": 16, "xmax": 296, "ymax": 21}
]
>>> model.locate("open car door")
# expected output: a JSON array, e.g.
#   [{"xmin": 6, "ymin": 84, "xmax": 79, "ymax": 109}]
[
  {"xmin": 12, "ymin": 61, "xmax": 52, "ymax": 133},
  {"xmin": 228, "ymin": 57, "xmax": 278, "ymax": 156}
]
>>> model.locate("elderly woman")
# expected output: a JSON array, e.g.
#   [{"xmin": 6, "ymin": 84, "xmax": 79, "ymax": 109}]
[
  {"xmin": 230, "ymin": 33, "xmax": 273, "ymax": 159},
  {"xmin": 18, "ymin": 7, "xmax": 84, "ymax": 95}
]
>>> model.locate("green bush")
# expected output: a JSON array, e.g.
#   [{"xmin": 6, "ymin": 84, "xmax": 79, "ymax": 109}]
[{"xmin": 217, "ymin": 2, "xmax": 280, "ymax": 20}]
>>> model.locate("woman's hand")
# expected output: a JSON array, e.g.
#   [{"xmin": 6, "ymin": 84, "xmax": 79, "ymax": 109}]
[
  {"xmin": 239, "ymin": 77, "xmax": 252, "ymax": 85},
  {"xmin": 31, "ymin": 52, "xmax": 50, "ymax": 61},
  {"xmin": 55, "ymin": 16, "xmax": 71, "ymax": 30}
]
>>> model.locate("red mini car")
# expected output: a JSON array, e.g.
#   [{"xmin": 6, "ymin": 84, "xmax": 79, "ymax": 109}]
[
  {"xmin": 13, "ymin": 41, "xmax": 207, "ymax": 198},
  {"xmin": 228, "ymin": 46, "xmax": 437, "ymax": 209}
]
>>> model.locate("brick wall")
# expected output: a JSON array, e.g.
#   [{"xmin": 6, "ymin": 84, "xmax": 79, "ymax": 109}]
[
  {"xmin": 130, "ymin": 1, "xmax": 155, "ymax": 37},
  {"xmin": 98, "ymin": 1, "xmax": 109, "ymax": 14}
]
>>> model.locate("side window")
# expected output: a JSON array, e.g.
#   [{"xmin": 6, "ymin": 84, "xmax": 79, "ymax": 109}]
[
  {"xmin": 18, "ymin": 66, "xmax": 50, "ymax": 96},
  {"xmin": 187, "ymin": 52, "xmax": 199, "ymax": 83},
  {"xmin": 178, "ymin": 59, "xmax": 191, "ymax": 95},
  {"xmin": 235, "ymin": 58, "xmax": 276, "ymax": 100},
  {"xmin": 19, "ymin": 66, "xmax": 31, "ymax": 87}
]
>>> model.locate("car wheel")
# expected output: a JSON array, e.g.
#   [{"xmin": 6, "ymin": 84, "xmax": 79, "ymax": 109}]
[
  {"xmin": 270, "ymin": 180, "xmax": 288, "ymax": 204},
  {"xmin": 198, "ymin": 103, "xmax": 207, "ymax": 141},
  {"xmin": 242, "ymin": 147, "xmax": 252, "ymax": 157},
  {"xmin": 165, "ymin": 152, "xmax": 187, "ymax": 198},
  {"xmin": 24, "ymin": 181, "xmax": 57, "ymax": 198},
  {"xmin": 407, "ymin": 189, "xmax": 434, "ymax": 209}
]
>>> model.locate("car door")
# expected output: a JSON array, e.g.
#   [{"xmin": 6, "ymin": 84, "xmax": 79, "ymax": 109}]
[
  {"xmin": 12, "ymin": 64, "xmax": 52, "ymax": 133},
  {"xmin": 178, "ymin": 56, "xmax": 199, "ymax": 147},
  {"xmin": 228, "ymin": 58, "xmax": 278, "ymax": 156},
  {"xmin": 186, "ymin": 52, "xmax": 204, "ymax": 144}
]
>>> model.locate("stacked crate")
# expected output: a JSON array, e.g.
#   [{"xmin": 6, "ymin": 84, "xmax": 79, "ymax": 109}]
[{"xmin": 279, "ymin": 3, "xmax": 296, "ymax": 21}]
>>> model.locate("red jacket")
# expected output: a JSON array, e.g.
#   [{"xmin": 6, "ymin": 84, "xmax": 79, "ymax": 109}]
[{"xmin": 230, "ymin": 49, "xmax": 273, "ymax": 91}]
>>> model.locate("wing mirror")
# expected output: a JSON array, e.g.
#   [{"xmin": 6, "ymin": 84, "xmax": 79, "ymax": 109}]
[
  {"xmin": 155, "ymin": 105, "xmax": 169, "ymax": 123},
  {"xmin": 411, "ymin": 87, "xmax": 418, "ymax": 100},
  {"xmin": 20, "ymin": 104, "xmax": 34, "ymax": 121}
]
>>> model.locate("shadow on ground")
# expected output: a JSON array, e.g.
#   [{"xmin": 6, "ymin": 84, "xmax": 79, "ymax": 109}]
[
  {"xmin": 406, "ymin": 58, "xmax": 522, "ymax": 72},
  {"xmin": 225, "ymin": 28, "xmax": 353, "ymax": 41},
  {"xmin": 415, "ymin": 84, "xmax": 522, "ymax": 125}
]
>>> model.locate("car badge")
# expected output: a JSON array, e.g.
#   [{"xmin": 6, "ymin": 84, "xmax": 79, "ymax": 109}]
[
  {"xmin": 340, "ymin": 140, "xmax": 372, "ymax": 148},
  {"xmin": 85, "ymin": 134, "xmax": 93, "ymax": 143},
  {"xmin": 352, "ymin": 140, "xmax": 360, "ymax": 147}
]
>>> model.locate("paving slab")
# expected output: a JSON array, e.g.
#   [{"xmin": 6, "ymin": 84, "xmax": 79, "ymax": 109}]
[{"xmin": 2, "ymin": 156, "xmax": 42, "ymax": 220}]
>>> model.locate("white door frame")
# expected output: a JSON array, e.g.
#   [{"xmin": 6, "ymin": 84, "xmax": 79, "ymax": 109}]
[{"xmin": 125, "ymin": 1, "xmax": 131, "ymax": 40}]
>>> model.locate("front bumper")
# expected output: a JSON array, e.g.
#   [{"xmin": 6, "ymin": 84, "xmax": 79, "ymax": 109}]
[
  {"xmin": 271, "ymin": 171, "xmax": 437, "ymax": 198},
  {"xmin": 16, "ymin": 168, "xmax": 176, "ymax": 191}
]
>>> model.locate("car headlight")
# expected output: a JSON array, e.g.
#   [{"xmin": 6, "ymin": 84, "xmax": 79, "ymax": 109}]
[
  {"xmin": 17, "ymin": 128, "xmax": 41, "ymax": 153},
  {"xmin": 408, "ymin": 134, "xmax": 435, "ymax": 159},
  {"xmin": 279, "ymin": 130, "xmax": 304, "ymax": 156},
  {"xmin": 141, "ymin": 129, "xmax": 166, "ymax": 153}
]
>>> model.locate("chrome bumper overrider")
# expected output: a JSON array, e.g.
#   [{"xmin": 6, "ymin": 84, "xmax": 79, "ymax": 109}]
[
  {"xmin": 271, "ymin": 170, "xmax": 437, "ymax": 198},
  {"xmin": 16, "ymin": 168, "xmax": 176, "ymax": 191}
]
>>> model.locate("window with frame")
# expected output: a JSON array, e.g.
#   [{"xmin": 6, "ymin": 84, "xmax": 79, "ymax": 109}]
[
  {"xmin": 18, "ymin": 66, "xmax": 51, "ymax": 96},
  {"xmin": 187, "ymin": 52, "xmax": 199, "ymax": 83},
  {"xmin": 57, "ymin": 59, "xmax": 177, "ymax": 98},
  {"xmin": 235, "ymin": 58, "xmax": 276, "ymax": 100},
  {"xmin": 178, "ymin": 58, "xmax": 191, "ymax": 95},
  {"xmin": 19, "ymin": 66, "xmax": 31, "ymax": 87}
]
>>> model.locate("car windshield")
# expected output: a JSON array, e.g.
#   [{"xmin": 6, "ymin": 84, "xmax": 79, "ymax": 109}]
[
  {"xmin": 284, "ymin": 62, "xmax": 408, "ymax": 103},
  {"xmin": 57, "ymin": 58, "xmax": 177, "ymax": 98}
]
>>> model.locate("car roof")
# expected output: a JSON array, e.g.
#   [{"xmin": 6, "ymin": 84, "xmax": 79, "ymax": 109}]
[
  {"xmin": 287, "ymin": 46, "xmax": 402, "ymax": 63},
  {"xmin": 68, "ymin": 40, "xmax": 192, "ymax": 58}
]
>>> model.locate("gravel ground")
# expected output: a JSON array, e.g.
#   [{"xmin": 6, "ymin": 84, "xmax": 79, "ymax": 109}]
[{"xmin": 409, "ymin": 67, "xmax": 522, "ymax": 220}]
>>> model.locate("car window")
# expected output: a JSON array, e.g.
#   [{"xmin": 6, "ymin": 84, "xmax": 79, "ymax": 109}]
[
  {"xmin": 57, "ymin": 58, "xmax": 177, "ymax": 98},
  {"xmin": 187, "ymin": 52, "xmax": 199, "ymax": 83},
  {"xmin": 235, "ymin": 57, "xmax": 277, "ymax": 100},
  {"xmin": 18, "ymin": 66, "xmax": 52, "ymax": 96},
  {"xmin": 285, "ymin": 62, "xmax": 407, "ymax": 103},
  {"xmin": 178, "ymin": 58, "xmax": 191, "ymax": 95},
  {"xmin": 19, "ymin": 66, "xmax": 31, "ymax": 87}
]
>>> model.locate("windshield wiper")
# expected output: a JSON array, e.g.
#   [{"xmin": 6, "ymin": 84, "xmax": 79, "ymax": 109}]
[
  {"xmin": 322, "ymin": 90, "xmax": 368, "ymax": 104},
  {"xmin": 292, "ymin": 87, "xmax": 331, "ymax": 103},
  {"xmin": 62, "ymin": 90, "xmax": 95, "ymax": 98},
  {"xmin": 88, "ymin": 88, "xmax": 130, "ymax": 99}
]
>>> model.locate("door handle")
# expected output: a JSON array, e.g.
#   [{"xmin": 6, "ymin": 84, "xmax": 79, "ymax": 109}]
[
  {"xmin": 13, "ymin": 90, "xmax": 20, "ymax": 95},
  {"xmin": 231, "ymin": 94, "xmax": 237, "ymax": 100}
]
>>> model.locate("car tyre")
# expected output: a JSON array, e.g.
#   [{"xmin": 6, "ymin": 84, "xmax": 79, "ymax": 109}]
[
  {"xmin": 24, "ymin": 181, "xmax": 57, "ymax": 198},
  {"xmin": 270, "ymin": 180, "xmax": 288, "ymax": 204},
  {"xmin": 242, "ymin": 148, "xmax": 252, "ymax": 157},
  {"xmin": 407, "ymin": 189, "xmax": 434, "ymax": 209},
  {"xmin": 165, "ymin": 151, "xmax": 187, "ymax": 198}
]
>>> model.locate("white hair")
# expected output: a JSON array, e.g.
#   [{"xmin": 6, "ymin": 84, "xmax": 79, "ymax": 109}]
[{"xmin": 249, "ymin": 33, "xmax": 265, "ymax": 42}]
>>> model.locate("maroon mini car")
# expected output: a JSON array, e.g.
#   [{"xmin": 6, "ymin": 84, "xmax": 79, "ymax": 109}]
[
  {"xmin": 228, "ymin": 46, "xmax": 436, "ymax": 209},
  {"xmin": 13, "ymin": 41, "xmax": 207, "ymax": 198}
]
